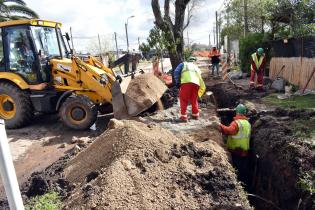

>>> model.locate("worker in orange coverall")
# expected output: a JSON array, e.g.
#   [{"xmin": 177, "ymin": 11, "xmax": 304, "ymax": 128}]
[
  {"xmin": 212, "ymin": 104, "xmax": 251, "ymax": 185},
  {"xmin": 208, "ymin": 46, "xmax": 221, "ymax": 76}
]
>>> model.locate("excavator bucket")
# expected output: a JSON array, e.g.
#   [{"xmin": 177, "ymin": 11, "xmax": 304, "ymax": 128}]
[{"xmin": 112, "ymin": 73, "xmax": 168, "ymax": 119}]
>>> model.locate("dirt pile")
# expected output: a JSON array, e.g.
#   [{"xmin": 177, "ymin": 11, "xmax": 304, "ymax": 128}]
[
  {"xmin": 250, "ymin": 109, "xmax": 315, "ymax": 210},
  {"xmin": 63, "ymin": 119, "xmax": 250, "ymax": 209},
  {"xmin": 124, "ymin": 74, "xmax": 168, "ymax": 116}
]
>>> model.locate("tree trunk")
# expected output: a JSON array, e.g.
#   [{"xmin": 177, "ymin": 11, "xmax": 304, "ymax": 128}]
[{"xmin": 151, "ymin": 0, "xmax": 189, "ymax": 70}]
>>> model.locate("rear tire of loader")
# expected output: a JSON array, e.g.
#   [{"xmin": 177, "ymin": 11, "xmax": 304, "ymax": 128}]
[
  {"xmin": 0, "ymin": 82, "xmax": 33, "ymax": 129},
  {"xmin": 59, "ymin": 95, "xmax": 97, "ymax": 130}
]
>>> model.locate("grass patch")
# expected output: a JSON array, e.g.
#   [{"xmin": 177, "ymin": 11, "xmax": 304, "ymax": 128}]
[
  {"xmin": 262, "ymin": 94, "xmax": 315, "ymax": 109},
  {"xmin": 291, "ymin": 117, "xmax": 315, "ymax": 149},
  {"xmin": 297, "ymin": 172, "xmax": 315, "ymax": 194},
  {"xmin": 26, "ymin": 191, "xmax": 62, "ymax": 210}
]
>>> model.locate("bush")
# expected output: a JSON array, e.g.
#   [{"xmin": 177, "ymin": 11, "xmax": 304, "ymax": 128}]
[
  {"xmin": 26, "ymin": 191, "xmax": 62, "ymax": 210},
  {"xmin": 239, "ymin": 33, "xmax": 270, "ymax": 73}
]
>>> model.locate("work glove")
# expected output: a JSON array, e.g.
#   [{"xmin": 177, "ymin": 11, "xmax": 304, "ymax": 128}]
[{"xmin": 208, "ymin": 121, "xmax": 221, "ymax": 130}]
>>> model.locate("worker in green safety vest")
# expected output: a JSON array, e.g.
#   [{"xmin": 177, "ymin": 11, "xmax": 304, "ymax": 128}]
[
  {"xmin": 174, "ymin": 61, "xmax": 206, "ymax": 122},
  {"xmin": 249, "ymin": 48, "xmax": 266, "ymax": 90},
  {"xmin": 212, "ymin": 104, "xmax": 252, "ymax": 185}
]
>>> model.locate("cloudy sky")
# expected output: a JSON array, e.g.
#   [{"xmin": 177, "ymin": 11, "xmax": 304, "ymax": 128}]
[{"xmin": 27, "ymin": 0, "xmax": 224, "ymax": 53}]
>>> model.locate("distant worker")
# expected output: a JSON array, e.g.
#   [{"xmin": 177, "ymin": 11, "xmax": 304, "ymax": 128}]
[
  {"xmin": 212, "ymin": 104, "xmax": 251, "ymax": 184},
  {"xmin": 208, "ymin": 46, "xmax": 221, "ymax": 76},
  {"xmin": 174, "ymin": 62, "xmax": 205, "ymax": 122},
  {"xmin": 249, "ymin": 48, "xmax": 266, "ymax": 90}
]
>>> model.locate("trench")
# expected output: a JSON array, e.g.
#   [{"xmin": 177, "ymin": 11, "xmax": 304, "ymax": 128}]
[{"xmin": 209, "ymin": 83, "xmax": 314, "ymax": 210}]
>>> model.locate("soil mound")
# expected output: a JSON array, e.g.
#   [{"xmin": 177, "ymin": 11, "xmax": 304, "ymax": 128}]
[
  {"xmin": 63, "ymin": 120, "xmax": 250, "ymax": 209},
  {"xmin": 250, "ymin": 109, "xmax": 315, "ymax": 210},
  {"xmin": 124, "ymin": 74, "xmax": 168, "ymax": 116}
]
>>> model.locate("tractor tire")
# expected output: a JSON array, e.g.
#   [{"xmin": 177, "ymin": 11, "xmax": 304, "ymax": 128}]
[
  {"xmin": 0, "ymin": 82, "xmax": 33, "ymax": 129},
  {"xmin": 59, "ymin": 95, "xmax": 97, "ymax": 130}
]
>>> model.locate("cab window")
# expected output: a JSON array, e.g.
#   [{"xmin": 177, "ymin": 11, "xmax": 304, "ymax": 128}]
[
  {"xmin": 0, "ymin": 29, "xmax": 4, "ymax": 70},
  {"xmin": 6, "ymin": 26, "xmax": 37, "ymax": 83}
]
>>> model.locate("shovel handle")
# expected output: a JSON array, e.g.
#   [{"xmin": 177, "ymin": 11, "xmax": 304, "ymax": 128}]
[{"xmin": 302, "ymin": 67, "xmax": 315, "ymax": 94}]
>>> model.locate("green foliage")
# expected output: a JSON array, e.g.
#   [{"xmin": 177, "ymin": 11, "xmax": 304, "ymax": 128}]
[
  {"xmin": 223, "ymin": 0, "xmax": 275, "ymax": 35},
  {"xmin": 239, "ymin": 33, "xmax": 265, "ymax": 73},
  {"xmin": 269, "ymin": 0, "xmax": 315, "ymax": 38},
  {"xmin": 106, "ymin": 52, "xmax": 116, "ymax": 67},
  {"xmin": 262, "ymin": 94, "xmax": 315, "ymax": 109},
  {"xmin": 139, "ymin": 26, "xmax": 172, "ymax": 59},
  {"xmin": 26, "ymin": 192, "xmax": 62, "ymax": 210},
  {"xmin": 0, "ymin": 0, "xmax": 39, "ymax": 21},
  {"xmin": 297, "ymin": 172, "xmax": 315, "ymax": 194},
  {"xmin": 139, "ymin": 43, "xmax": 151, "ymax": 54},
  {"xmin": 220, "ymin": 24, "xmax": 243, "ymax": 43},
  {"xmin": 221, "ymin": 0, "xmax": 315, "ymax": 41},
  {"xmin": 183, "ymin": 48, "xmax": 193, "ymax": 61}
]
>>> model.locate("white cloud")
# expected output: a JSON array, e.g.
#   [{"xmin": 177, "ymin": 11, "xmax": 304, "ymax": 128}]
[{"xmin": 26, "ymin": 0, "xmax": 224, "ymax": 52}]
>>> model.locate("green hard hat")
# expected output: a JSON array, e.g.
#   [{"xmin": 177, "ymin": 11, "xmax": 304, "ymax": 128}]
[
  {"xmin": 235, "ymin": 104, "xmax": 247, "ymax": 114},
  {"xmin": 257, "ymin": 48, "xmax": 264, "ymax": 55}
]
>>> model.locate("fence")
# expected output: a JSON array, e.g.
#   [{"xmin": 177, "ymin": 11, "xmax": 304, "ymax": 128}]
[
  {"xmin": 269, "ymin": 57, "xmax": 315, "ymax": 89},
  {"xmin": 269, "ymin": 36, "xmax": 315, "ymax": 90}
]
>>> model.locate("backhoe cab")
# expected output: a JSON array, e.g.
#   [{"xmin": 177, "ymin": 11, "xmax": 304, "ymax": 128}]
[{"xmin": 0, "ymin": 19, "xmax": 166, "ymax": 130}]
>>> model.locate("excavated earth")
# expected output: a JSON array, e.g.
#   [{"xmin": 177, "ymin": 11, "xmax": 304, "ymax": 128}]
[
  {"xmin": 7, "ymin": 72, "xmax": 252, "ymax": 209},
  {"xmin": 20, "ymin": 118, "xmax": 251, "ymax": 210},
  {"xmin": 3, "ymin": 68, "xmax": 314, "ymax": 210},
  {"xmin": 249, "ymin": 109, "xmax": 315, "ymax": 210},
  {"xmin": 203, "ymin": 75, "xmax": 315, "ymax": 210}
]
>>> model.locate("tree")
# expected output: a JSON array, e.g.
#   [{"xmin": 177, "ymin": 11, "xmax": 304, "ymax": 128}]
[
  {"xmin": 140, "ymin": 26, "xmax": 168, "ymax": 71},
  {"xmin": 221, "ymin": 0, "xmax": 315, "ymax": 41},
  {"xmin": 139, "ymin": 42, "xmax": 151, "ymax": 58},
  {"xmin": 0, "ymin": 0, "xmax": 39, "ymax": 21},
  {"xmin": 269, "ymin": 0, "xmax": 315, "ymax": 38},
  {"xmin": 151, "ymin": 0, "xmax": 191, "ymax": 69}
]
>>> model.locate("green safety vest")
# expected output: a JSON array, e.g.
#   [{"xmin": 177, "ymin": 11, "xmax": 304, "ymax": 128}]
[
  {"xmin": 227, "ymin": 119, "xmax": 251, "ymax": 151},
  {"xmin": 180, "ymin": 62, "xmax": 206, "ymax": 97},
  {"xmin": 251, "ymin": 53, "xmax": 265, "ymax": 71}
]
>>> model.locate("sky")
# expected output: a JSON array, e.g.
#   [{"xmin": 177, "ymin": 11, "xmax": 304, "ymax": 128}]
[{"xmin": 27, "ymin": 0, "xmax": 225, "ymax": 53}]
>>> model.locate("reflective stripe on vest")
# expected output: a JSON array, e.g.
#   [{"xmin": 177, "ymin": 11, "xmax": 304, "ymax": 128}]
[
  {"xmin": 180, "ymin": 62, "xmax": 201, "ymax": 86},
  {"xmin": 251, "ymin": 53, "xmax": 265, "ymax": 71},
  {"xmin": 227, "ymin": 119, "xmax": 251, "ymax": 151}
]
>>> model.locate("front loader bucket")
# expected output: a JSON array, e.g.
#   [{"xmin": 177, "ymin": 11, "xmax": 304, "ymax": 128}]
[{"xmin": 112, "ymin": 73, "xmax": 168, "ymax": 119}]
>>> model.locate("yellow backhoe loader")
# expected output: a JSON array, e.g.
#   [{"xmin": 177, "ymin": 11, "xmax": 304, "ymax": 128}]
[{"xmin": 0, "ymin": 19, "xmax": 167, "ymax": 130}]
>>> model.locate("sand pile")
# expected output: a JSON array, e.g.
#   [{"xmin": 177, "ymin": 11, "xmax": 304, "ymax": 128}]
[{"xmin": 63, "ymin": 119, "xmax": 250, "ymax": 209}]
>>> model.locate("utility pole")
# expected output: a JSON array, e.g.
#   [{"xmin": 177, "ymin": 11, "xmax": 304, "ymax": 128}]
[
  {"xmin": 215, "ymin": 11, "xmax": 219, "ymax": 48},
  {"xmin": 213, "ymin": 25, "xmax": 216, "ymax": 46},
  {"xmin": 243, "ymin": 0, "xmax": 248, "ymax": 37},
  {"xmin": 209, "ymin": 33, "xmax": 211, "ymax": 48},
  {"xmin": 187, "ymin": 30, "xmax": 190, "ymax": 47},
  {"xmin": 97, "ymin": 34, "xmax": 102, "ymax": 60},
  {"xmin": 226, "ymin": 8, "xmax": 230, "ymax": 53},
  {"xmin": 114, "ymin": 32, "xmax": 119, "ymax": 58},
  {"xmin": 138, "ymin": 37, "xmax": 141, "ymax": 50},
  {"xmin": 125, "ymin": 15, "xmax": 135, "ymax": 53},
  {"xmin": 70, "ymin": 27, "xmax": 74, "ymax": 53},
  {"xmin": 125, "ymin": 23, "xmax": 129, "ymax": 52}
]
